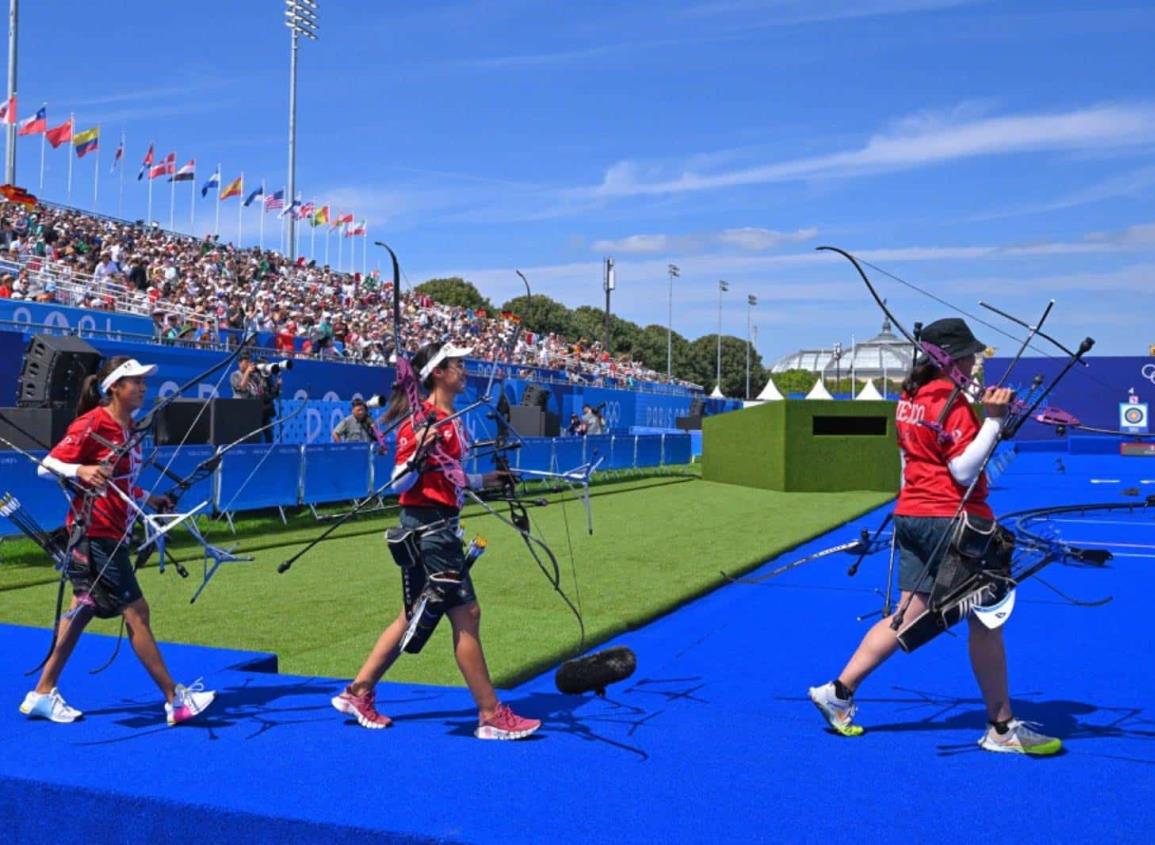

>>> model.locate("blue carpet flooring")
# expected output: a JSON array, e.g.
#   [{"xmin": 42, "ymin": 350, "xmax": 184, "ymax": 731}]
[{"xmin": 2, "ymin": 449, "xmax": 1153, "ymax": 843}]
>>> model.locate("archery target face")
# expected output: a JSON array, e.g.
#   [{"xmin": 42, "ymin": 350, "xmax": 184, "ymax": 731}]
[{"xmin": 1120, "ymin": 402, "xmax": 1149, "ymax": 432}]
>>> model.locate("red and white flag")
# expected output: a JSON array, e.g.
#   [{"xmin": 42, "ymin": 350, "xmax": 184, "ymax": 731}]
[
  {"xmin": 0, "ymin": 95, "xmax": 15, "ymax": 125},
  {"xmin": 149, "ymin": 152, "xmax": 176, "ymax": 180}
]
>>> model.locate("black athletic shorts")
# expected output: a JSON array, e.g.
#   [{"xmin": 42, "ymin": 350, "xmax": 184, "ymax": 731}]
[
  {"xmin": 72, "ymin": 536, "xmax": 144, "ymax": 611},
  {"xmin": 895, "ymin": 515, "xmax": 954, "ymax": 594},
  {"xmin": 399, "ymin": 506, "xmax": 477, "ymax": 608}
]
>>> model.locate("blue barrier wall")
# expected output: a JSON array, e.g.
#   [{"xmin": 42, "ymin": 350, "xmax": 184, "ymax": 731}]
[
  {"xmin": 1, "ymin": 433, "xmax": 692, "ymax": 533},
  {"xmin": 0, "ymin": 326, "xmax": 739, "ymax": 442}
]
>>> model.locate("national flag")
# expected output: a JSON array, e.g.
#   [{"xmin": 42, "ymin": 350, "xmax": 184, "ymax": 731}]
[
  {"xmin": 73, "ymin": 127, "xmax": 100, "ymax": 158},
  {"xmin": 243, "ymin": 184, "xmax": 264, "ymax": 207},
  {"xmin": 110, "ymin": 137, "xmax": 124, "ymax": 174},
  {"xmin": 170, "ymin": 159, "xmax": 196, "ymax": 182},
  {"xmin": 333, "ymin": 212, "xmax": 353, "ymax": 229},
  {"xmin": 311, "ymin": 205, "xmax": 329, "ymax": 227},
  {"xmin": 0, "ymin": 184, "xmax": 37, "ymax": 206},
  {"xmin": 220, "ymin": 175, "xmax": 244, "ymax": 201},
  {"xmin": 200, "ymin": 167, "xmax": 220, "ymax": 198},
  {"xmin": 0, "ymin": 95, "xmax": 14, "ymax": 125},
  {"xmin": 298, "ymin": 201, "xmax": 314, "ymax": 220},
  {"xmin": 138, "ymin": 144, "xmax": 155, "ymax": 180},
  {"xmin": 278, "ymin": 196, "xmax": 299, "ymax": 218},
  {"xmin": 149, "ymin": 152, "xmax": 176, "ymax": 180},
  {"xmin": 17, "ymin": 105, "xmax": 46, "ymax": 136},
  {"xmin": 264, "ymin": 189, "xmax": 285, "ymax": 212},
  {"xmin": 345, "ymin": 219, "xmax": 366, "ymax": 237},
  {"xmin": 45, "ymin": 119, "xmax": 73, "ymax": 149}
]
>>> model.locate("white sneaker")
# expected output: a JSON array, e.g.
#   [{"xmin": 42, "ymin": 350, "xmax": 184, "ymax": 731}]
[
  {"xmin": 808, "ymin": 681, "xmax": 863, "ymax": 737},
  {"xmin": 979, "ymin": 719, "xmax": 1062, "ymax": 756},
  {"xmin": 165, "ymin": 679, "xmax": 216, "ymax": 726},
  {"xmin": 19, "ymin": 687, "xmax": 83, "ymax": 724}
]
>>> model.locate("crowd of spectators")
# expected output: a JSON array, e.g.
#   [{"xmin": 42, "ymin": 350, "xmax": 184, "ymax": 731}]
[{"xmin": 0, "ymin": 202, "xmax": 702, "ymax": 392}]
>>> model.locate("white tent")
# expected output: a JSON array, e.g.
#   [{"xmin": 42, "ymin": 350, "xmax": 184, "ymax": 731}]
[
  {"xmin": 805, "ymin": 379, "xmax": 833, "ymax": 400},
  {"xmin": 756, "ymin": 378, "xmax": 784, "ymax": 401},
  {"xmin": 710, "ymin": 384, "xmax": 725, "ymax": 399},
  {"xmin": 855, "ymin": 379, "xmax": 884, "ymax": 400}
]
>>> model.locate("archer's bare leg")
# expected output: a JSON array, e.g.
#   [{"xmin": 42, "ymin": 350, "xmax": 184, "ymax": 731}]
[
  {"xmin": 350, "ymin": 607, "xmax": 407, "ymax": 693},
  {"xmin": 837, "ymin": 591, "xmax": 928, "ymax": 692},
  {"xmin": 35, "ymin": 599, "xmax": 94, "ymax": 694},
  {"xmin": 448, "ymin": 601, "xmax": 499, "ymax": 718},
  {"xmin": 122, "ymin": 599, "xmax": 176, "ymax": 702},
  {"xmin": 967, "ymin": 616, "xmax": 1013, "ymax": 722}
]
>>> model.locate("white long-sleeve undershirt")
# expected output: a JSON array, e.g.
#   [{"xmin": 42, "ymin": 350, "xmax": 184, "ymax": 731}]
[{"xmin": 947, "ymin": 417, "xmax": 1005, "ymax": 487}]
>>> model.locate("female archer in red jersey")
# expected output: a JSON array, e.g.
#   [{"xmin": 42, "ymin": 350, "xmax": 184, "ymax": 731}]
[
  {"xmin": 331, "ymin": 341, "xmax": 541, "ymax": 740},
  {"xmin": 19, "ymin": 355, "xmax": 215, "ymax": 727},
  {"xmin": 809, "ymin": 318, "xmax": 1061, "ymax": 755}
]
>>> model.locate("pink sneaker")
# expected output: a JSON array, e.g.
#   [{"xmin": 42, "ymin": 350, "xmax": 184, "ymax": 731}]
[
  {"xmin": 331, "ymin": 685, "xmax": 392, "ymax": 729},
  {"xmin": 476, "ymin": 703, "xmax": 541, "ymax": 740}
]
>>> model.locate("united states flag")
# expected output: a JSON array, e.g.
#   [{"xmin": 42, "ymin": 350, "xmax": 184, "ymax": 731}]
[{"xmin": 264, "ymin": 189, "xmax": 285, "ymax": 212}]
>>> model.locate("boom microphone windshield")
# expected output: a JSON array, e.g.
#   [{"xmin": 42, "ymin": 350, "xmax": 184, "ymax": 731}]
[{"xmin": 555, "ymin": 646, "xmax": 637, "ymax": 696}]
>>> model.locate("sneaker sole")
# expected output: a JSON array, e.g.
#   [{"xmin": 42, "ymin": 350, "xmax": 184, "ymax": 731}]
[
  {"xmin": 19, "ymin": 703, "xmax": 81, "ymax": 723},
  {"xmin": 331, "ymin": 695, "xmax": 391, "ymax": 729},
  {"xmin": 979, "ymin": 737, "xmax": 1062, "ymax": 756},
  {"xmin": 474, "ymin": 723, "xmax": 541, "ymax": 740},
  {"xmin": 807, "ymin": 691, "xmax": 864, "ymax": 737}
]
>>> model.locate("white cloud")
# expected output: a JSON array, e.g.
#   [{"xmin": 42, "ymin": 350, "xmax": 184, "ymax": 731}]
[
  {"xmin": 591, "ymin": 226, "xmax": 817, "ymax": 254},
  {"xmin": 576, "ymin": 103, "xmax": 1155, "ymax": 199}
]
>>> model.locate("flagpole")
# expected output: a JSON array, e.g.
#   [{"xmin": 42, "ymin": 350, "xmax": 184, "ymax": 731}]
[
  {"xmin": 117, "ymin": 132, "xmax": 125, "ymax": 218},
  {"xmin": 92, "ymin": 125, "xmax": 100, "ymax": 210},
  {"xmin": 259, "ymin": 181, "xmax": 265, "ymax": 251},
  {"xmin": 169, "ymin": 162, "xmax": 176, "ymax": 230},
  {"xmin": 66, "ymin": 113, "xmax": 73, "ymax": 205},
  {"xmin": 237, "ymin": 172, "xmax": 244, "ymax": 246},
  {"xmin": 190, "ymin": 166, "xmax": 196, "ymax": 234},
  {"xmin": 213, "ymin": 163, "xmax": 221, "ymax": 237},
  {"xmin": 337, "ymin": 212, "xmax": 343, "ymax": 271},
  {"xmin": 362, "ymin": 221, "xmax": 367, "ymax": 277},
  {"xmin": 309, "ymin": 214, "xmax": 315, "ymax": 259},
  {"xmin": 38, "ymin": 115, "xmax": 44, "ymax": 192},
  {"xmin": 147, "ymin": 167, "xmax": 154, "ymax": 225},
  {"xmin": 324, "ymin": 223, "xmax": 330, "ymax": 267}
]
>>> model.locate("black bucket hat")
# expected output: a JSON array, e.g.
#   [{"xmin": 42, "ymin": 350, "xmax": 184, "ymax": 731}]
[{"xmin": 919, "ymin": 318, "xmax": 986, "ymax": 360}]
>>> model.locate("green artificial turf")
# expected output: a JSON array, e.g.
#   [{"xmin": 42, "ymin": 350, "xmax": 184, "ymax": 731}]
[{"xmin": 0, "ymin": 475, "xmax": 890, "ymax": 688}]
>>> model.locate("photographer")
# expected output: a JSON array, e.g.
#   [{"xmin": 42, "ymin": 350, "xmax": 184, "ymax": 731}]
[
  {"xmin": 230, "ymin": 352, "xmax": 281, "ymax": 443},
  {"xmin": 332, "ymin": 397, "xmax": 379, "ymax": 445},
  {"xmin": 583, "ymin": 403, "xmax": 606, "ymax": 435}
]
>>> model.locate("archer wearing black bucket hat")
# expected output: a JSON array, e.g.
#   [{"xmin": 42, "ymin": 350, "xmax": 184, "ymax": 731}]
[{"xmin": 918, "ymin": 317, "xmax": 987, "ymax": 360}]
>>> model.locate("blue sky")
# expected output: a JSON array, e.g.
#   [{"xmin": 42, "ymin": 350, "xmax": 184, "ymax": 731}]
[{"xmin": 9, "ymin": 0, "xmax": 1155, "ymax": 362}]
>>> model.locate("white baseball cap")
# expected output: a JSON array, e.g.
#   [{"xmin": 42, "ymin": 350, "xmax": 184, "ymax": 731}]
[
  {"xmin": 100, "ymin": 359, "xmax": 158, "ymax": 394},
  {"xmin": 419, "ymin": 343, "xmax": 473, "ymax": 380}
]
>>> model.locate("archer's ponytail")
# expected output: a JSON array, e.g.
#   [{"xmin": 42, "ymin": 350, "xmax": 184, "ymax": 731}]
[{"xmin": 76, "ymin": 355, "xmax": 132, "ymax": 417}]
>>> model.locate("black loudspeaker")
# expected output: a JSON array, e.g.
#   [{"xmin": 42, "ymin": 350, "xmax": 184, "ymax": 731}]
[
  {"xmin": 17, "ymin": 335, "xmax": 102, "ymax": 409},
  {"xmin": 155, "ymin": 399, "xmax": 265, "ymax": 446},
  {"xmin": 155, "ymin": 400, "xmax": 212, "ymax": 445},
  {"xmin": 210, "ymin": 399, "xmax": 264, "ymax": 445},
  {"xmin": 509, "ymin": 406, "xmax": 560, "ymax": 438},
  {"xmin": 521, "ymin": 385, "xmax": 551, "ymax": 409},
  {"xmin": 0, "ymin": 406, "xmax": 76, "ymax": 450}
]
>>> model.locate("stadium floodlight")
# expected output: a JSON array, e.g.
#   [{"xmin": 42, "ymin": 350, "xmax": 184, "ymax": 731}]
[
  {"xmin": 285, "ymin": 0, "xmax": 319, "ymax": 259},
  {"xmin": 666, "ymin": 263, "xmax": 680, "ymax": 380},
  {"xmin": 716, "ymin": 280, "xmax": 729, "ymax": 393},
  {"xmin": 603, "ymin": 257, "xmax": 615, "ymax": 354},
  {"xmin": 746, "ymin": 294, "xmax": 758, "ymax": 400}
]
